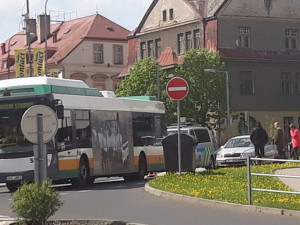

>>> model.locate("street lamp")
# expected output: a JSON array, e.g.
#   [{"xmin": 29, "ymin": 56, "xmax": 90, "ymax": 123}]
[
  {"xmin": 204, "ymin": 69, "xmax": 230, "ymax": 125},
  {"xmin": 7, "ymin": 32, "xmax": 35, "ymax": 79}
]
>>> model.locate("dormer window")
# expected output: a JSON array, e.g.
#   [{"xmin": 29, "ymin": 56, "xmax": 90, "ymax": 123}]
[
  {"xmin": 163, "ymin": 10, "xmax": 167, "ymax": 22},
  {"xmin": 169, "ymin": 9, "xmax": 174, "ymax": 20}
]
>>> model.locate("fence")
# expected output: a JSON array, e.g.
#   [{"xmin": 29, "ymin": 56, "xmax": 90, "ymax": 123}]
[{"xmin": 247, "ymin": 157, "xmax": 300, "ymax": 205}]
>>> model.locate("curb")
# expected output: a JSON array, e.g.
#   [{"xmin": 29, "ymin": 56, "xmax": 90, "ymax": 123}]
[
  {"xmin": 0, "ymin": 219, "xmax": 148, "ymax": 225},
  {"xmin": 144, "ymin": 183, "xmax": 300, "ymax": 217}
]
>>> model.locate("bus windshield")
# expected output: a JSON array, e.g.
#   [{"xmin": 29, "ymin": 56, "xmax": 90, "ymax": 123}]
[{"xmin": 0, "ymin": 104, "xmax": 33, "ymax": 154}]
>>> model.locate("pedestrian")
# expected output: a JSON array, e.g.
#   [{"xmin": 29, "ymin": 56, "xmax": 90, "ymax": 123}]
[
  {"xmin": 250, "ymin": 122, "xmax": 268, "ymax": 158},
  {"xmin": 273, "ymin": 122, "xmax": 286, "ymax": 159},
  {"xmin": 289, "ymin": 123, "xmax": 300, "ymax": 160}
]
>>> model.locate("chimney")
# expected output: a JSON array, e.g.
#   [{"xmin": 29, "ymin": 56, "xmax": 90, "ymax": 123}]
[
  {"xmin": 24, "ymin": 18, "xmax": 37, "ymax": 45},
  {"xmin": 1, "ymin": 43, "xmax": 6, "ymax": 55},
  {"xmin": 37, "ymin": 14, "xmax": 50, "ymax": 43}
]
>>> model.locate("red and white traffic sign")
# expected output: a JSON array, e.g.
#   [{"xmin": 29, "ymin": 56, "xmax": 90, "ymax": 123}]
[{"xmin": 166, "ymin": 77, "xmax": 189, "ymax": 100}]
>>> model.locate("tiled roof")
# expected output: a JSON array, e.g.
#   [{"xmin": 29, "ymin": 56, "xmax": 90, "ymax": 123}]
[
  {"xmin": 119, "ymin": 47, "xmax": 185, "ymax": 77},
  {"xmin": 157, "ymin": 47, "xmax": 185, "ymax": 68},
  {"xmin": 0, "ymin": 14, "xmax": 130, "ymax": 75}
]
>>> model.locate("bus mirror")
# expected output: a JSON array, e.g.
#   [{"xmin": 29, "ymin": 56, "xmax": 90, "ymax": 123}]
[{"xmin": 56, "ymin": 105, "xmax": 64, "ymax": 119}]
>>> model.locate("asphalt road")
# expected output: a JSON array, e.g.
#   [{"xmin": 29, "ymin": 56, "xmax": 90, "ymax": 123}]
[{"xmin": 0, "ymin": 178, "xmax": 299, "ymax": 225}]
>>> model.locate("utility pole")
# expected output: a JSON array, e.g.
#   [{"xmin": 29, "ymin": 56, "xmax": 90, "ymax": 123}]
[
  {"xmin": 45, "ymin": 0, "xmax": 49, "ymax": 76},
  {"xmin": 25, "ymin": 0, "xmax": 32, "ymax": 77}
]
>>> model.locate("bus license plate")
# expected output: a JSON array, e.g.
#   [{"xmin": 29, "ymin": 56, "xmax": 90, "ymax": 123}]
[{"xmin": 6, "ymin": 176, "xmax": 22, "ymax": 181}]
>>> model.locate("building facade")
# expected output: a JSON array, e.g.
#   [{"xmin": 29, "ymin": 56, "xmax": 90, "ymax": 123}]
[
  {"xmin": 122, "ymin": 0, "xmax": 300, "ymax": 143},
  {"xmin": 0, "ymin": 14, "xmax": 129, "ymax": 91}
]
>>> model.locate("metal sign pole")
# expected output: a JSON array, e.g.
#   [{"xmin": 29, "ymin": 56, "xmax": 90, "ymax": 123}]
[
  {"xmin": 177, "ymin": 100, "xmax": 182, "ymax": 176},
  {"xmin": 37, "ymin": 114, "xmax": 47, "ymax": 185}
]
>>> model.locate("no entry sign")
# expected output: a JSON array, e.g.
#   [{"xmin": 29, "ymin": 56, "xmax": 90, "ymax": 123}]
[{"xmin": 166, "ymin": 77, "xmax": 189, "ymax": 100}]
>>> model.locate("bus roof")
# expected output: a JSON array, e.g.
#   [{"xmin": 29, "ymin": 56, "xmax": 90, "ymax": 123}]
[{"xmin": 0, "ymin": 77, "xmax": 89, "ymax": 89}]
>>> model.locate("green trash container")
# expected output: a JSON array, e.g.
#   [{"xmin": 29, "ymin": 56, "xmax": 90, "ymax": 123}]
[{"xmin": 162, "ymin": 133, "xmax": 197, "ymax": 172}]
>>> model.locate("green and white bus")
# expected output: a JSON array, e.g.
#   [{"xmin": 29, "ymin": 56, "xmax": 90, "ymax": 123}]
[{"xmin": 0, "ymin": 77, "xmax": 165, "ymax": 191}]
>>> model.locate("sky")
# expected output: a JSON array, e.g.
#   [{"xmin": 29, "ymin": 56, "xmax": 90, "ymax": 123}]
[{"xmin": 0, "ymin": 0, "xmax": 153, "ymax": 43}]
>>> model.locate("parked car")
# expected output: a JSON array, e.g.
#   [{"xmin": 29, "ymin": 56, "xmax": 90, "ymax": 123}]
[
  {"xmin": 167, "ymin": 126, "xmax": 216, "ymax": 169},
  {"xmin": 216, "ymin": 135, "xmax": 277, "ymax": 167}
]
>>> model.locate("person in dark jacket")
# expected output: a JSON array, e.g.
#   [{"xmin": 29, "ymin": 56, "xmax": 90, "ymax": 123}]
[
  {"xmin": 250, "ymin": 122, "xmax": 268, "ymax": 158},
  {"xmin": 273, "ymin": 122, "xmax": 286, "ymax": 159}
]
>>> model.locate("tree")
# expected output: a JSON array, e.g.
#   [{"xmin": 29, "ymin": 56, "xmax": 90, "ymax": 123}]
[
  {"xmin": 115, "ymin": 58, "xmax": 175, "ymax": 122},
  {"xmin": 115, "ymin": 49, "xmax": 226, "ymax": 128},
  {"xmin": 175, "ymin": 49, "xmax": 226, "ymax": 128},
  {"xmin": 116, "ymin": 58, "xmax": 166, "ymax": 97}
]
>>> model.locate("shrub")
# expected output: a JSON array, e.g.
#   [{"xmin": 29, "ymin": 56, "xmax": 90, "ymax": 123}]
[{"xmin": 11, "ymin": 180, "xmax": 63, "ymax": 225}]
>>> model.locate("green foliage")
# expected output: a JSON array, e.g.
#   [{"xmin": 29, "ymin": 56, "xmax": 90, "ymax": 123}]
[
  {"xmin": 175, "ymin": 49, "xmax": 226, "ymax": 128},
  {"xmin": 116, "ymin": 49, "xmax": 226, "ymax": 126},
  {"xmin": 115, "ymin": 58, "xmax": 176, "ymax": 121},
  {"xmin": 115, "ymin": 58, "xmax": 167, "ymax": 97},
  {"xmin": 149, "ymin": 163, "xmax": 300, "ymax": 210},
  {"xmin": 11, "ymin": 180, "xmax": 63, "ymax": 225}
]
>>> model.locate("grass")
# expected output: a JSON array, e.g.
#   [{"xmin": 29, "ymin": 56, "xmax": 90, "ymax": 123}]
[{"xmin": 149, "ymin": 163, "xmax": 300, "ymax": 210}]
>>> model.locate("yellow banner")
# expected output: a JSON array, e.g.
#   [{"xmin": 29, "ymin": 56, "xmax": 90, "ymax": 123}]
[
  {"xmin": 33, "ymin": 48, "xmax": 45, "ymax": 76},
  {"xmin": 15, "ymin": 49, "xmax": 27, "ymax": 77},
  {"xmin": 49, "ymin": 69, "xmax": 60, "ymax": 78}
]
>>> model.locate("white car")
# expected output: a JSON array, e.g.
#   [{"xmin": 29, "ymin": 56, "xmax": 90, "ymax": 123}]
[{"xmin": 216, "ymin": 135, "xmax": 277, "ymax": 167}]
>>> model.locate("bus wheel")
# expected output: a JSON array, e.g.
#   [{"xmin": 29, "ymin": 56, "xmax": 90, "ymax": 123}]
[
  {"xmin": 73, "ymin": 157, "xmax": 90, "ymax": 187},
  {"xmin": 138, "ymin": 154, "xmax": 147, "ymax": 180},
  {"xmin": 6, "ymin": 182, "xmax": 21, "ymax": 192}
]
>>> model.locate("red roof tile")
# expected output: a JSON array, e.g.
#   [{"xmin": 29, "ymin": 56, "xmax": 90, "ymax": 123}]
[{"xmin": 157, "ymin": 47, "xmax": 185, "ymax": 67}]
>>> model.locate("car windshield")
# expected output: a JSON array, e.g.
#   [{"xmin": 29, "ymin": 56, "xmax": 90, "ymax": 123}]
[{"xmin": 224, "ymin": 137, "xmax": 253, "ymax": 148}]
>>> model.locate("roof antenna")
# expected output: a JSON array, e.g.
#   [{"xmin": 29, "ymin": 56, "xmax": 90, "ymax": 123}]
[{"xmin": 96, "ymin": 5, "xmax": 98, "ymax": 14}]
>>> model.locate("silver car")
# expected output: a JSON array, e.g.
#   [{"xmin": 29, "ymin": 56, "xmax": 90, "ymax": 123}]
[{"xmin": 216, "ymin": 135, "xmax": 277, "ymax": 167}]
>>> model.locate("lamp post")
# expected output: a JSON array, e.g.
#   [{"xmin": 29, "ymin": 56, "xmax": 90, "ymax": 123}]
[
  {"xmin": 204, "ymin": 69, "xmax": 230, "ymax": 125},
  {"xmin": 156, "ymin": 62, "xmax": 160, "ymax": 100},
  {"xmin": 7, "ymin": 32, "xmax": 34, "ymax": 79},
  {"xmin": 44, "ymin": 0, "xmax": 49, "ymax": 76}
]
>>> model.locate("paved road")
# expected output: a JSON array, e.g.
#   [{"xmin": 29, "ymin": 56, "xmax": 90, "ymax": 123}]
[{"xmin": 1, "ymin": 177, "xmax": 300, "ymax": 225}]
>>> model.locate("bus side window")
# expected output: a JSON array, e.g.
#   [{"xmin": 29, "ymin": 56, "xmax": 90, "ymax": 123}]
[
  {"xmin": 75, "ymin": 110, "xmax": 91, "ymax": 148},
  {"xmin": 57, "ymin": 126, "xmax": 73, "ymax": 150}
]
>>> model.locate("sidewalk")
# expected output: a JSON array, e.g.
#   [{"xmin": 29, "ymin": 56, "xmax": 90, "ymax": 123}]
[{"xmin": 275, "ymin": 167, "xmax": 300, "ymax": 191}]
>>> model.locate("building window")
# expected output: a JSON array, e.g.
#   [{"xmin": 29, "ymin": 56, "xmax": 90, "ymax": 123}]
[
  {"xmin": 169, "ymin": 9, "xmax": 174, "ymax": 20},
  {"xmin": 113, "ymin": 45, "xmax": 123, "ymax": 64},
  {"xmin": 148, "ymin": 40, "xmax": 154, "ymax": 58},
  {"xmin": 285, "ymin": 29, "xmax": 298, "ymax": 49},
  {"xmin": 1, "ymin": 60, "xmax": 7, "ymax": 69},
  {"xmin": 155, "ymin": 38, "xmax": 161, "ymax": 59},
  {"xmin": 295, "ymin": 73, "xmax": 300, "ymax": 95},
  {"xmin": 177, "ymin": 33, "xmax": 184, "ymax": 55},
  {"xmin": 185, "ymin": 31, "xmax": 192, "ymax": 51},
  {"xmin": 163, "ymin": 10, "xmax": 167, "ymax": 22},
  {"xmin": 94, "ymin": 44, "xmax": 103, "ymax": 64},
  {"xmin": 282, "ymin": 72, "xmax": 292, "ymax": 94},
  {"xmin": 141, "ymin": 42, "xmax": 146, "ymax": 59},
  {"xmin": 237, "ymin": 26, "xmax": 251, "ymax": 48},
  {"xmin": 194, "ymin": 29, "xmax": 200, "ymax": 49},
  {"xmin": 240, "ymin": 71, "xmax": 253, "ymax": 95}
]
